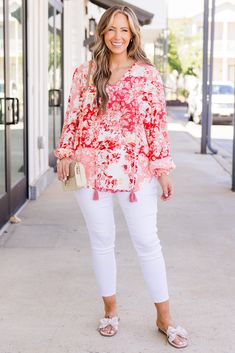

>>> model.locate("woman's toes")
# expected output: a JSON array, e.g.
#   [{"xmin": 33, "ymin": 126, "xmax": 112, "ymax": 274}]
[
  {"xmin": 173, "ymin": 336, "xmax": 187, "ymax": 346},
  {"xmin": 106, "ymin": 325, "xmax": 114, "ymax": 335},
  {"xmin": 101, "ymin": 324, "xmax": 113, "ymax": 335}
]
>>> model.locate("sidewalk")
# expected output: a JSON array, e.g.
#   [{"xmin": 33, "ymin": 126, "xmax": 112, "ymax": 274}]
[{"xmin": 0, "ymin": 117, "xmax": 235, "ymax": 353}]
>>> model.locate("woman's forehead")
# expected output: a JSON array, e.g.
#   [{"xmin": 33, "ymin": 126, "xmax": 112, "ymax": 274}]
[{"xmin": 108, "ymin": 12, "xmax": 129, "ymax": 27}]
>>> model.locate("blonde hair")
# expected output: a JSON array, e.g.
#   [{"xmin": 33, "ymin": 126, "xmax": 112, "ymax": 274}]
[{"xmin": 92, "ymin": 5, "xmax": 153, "ymax": 111}]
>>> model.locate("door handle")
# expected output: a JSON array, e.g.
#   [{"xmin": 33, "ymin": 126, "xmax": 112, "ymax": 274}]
[
  {"xmin": 0, "ymin": 98, "xmax": 4, "ymax": 124},
  {"xmin": 0, "ymin": 97, "xmax": 20, "ymax": 125},
  {"xmin": 49, "ymin": 89, "xmax": 62, "ymax": 107},
  {"xmin": 14, "ymin": 98, "xmax": 20, "ymax": 123}
]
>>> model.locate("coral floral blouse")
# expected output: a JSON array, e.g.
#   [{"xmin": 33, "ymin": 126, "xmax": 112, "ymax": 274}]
[{"xmin": 55, "ymin": 61, "xmax": 175, "ymax": 200}]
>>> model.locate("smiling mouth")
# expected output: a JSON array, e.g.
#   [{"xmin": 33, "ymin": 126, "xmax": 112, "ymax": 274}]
[{"xmin": 111, "ymin": 42, "xmax": 124, "ymax": 47}]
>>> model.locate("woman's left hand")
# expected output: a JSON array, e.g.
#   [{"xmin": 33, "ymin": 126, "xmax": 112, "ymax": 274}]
[{"xmin": 157, "ymin": 174, "xmax": 173, "ymax": 201}]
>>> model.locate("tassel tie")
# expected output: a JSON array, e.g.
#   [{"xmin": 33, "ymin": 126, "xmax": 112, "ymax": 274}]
[
  {"xmin": 129, "ymin": 190, "xmax": 137, "ymax": 202},
  {"xmin": 92, "ymin": 189, "xmax": 137, "ymax": 202},
  {"xmin": 93, "ymin": 189, "xmax": 99, "ymax": 200},
  {"xmin": 93, "ymin": 178, "xmax": 99, "ymax": 200}
]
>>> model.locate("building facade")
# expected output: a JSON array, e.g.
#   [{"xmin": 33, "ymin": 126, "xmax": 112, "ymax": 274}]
[
  {"xmin": 192, "ymin": 1, "xmax": 235, "ymax": 82},
  {"xmin": 0, "ymin": 0, "xmax": 159, "ymax": 229}
]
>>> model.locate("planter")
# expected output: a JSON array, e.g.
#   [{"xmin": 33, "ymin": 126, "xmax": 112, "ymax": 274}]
[{"xmin": 166, "ymin": 99, "xmax": 188, "ymax": 107}]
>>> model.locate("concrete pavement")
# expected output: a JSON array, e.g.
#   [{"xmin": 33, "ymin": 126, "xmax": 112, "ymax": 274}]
[
  {"xmin": 167, "ymin": 105, "xmax": 234, "ymax": 176},
  {"xmin": 0, "ymin": 115, "xmax": 235, "ymax": 353}
]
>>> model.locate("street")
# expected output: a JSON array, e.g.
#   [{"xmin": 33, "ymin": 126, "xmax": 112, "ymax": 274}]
[
  {"xmin": 1, "ymin": 116, "xmax": 235, "ymax": 353},
  {"xmin": 167, "ymin": 106, "xmax": 234, "ymax": 174}
]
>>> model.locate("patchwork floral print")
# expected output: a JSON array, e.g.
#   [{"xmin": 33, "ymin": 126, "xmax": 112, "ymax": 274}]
[{"xmin": 55, "ymin": 61, "xmax": 175, "ymax": 192}]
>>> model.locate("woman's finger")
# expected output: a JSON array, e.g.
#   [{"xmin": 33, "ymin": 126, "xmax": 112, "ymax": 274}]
[
  {"xmin": 62, "ymin": 160, "xmax": 71, "ymax": 181},
  {"xmin": 160, "ymin": 182, "xmax": 173, "ymax": 201},
  {"xmin": 163, "ymin": 184, "xmax": 169, "ymax": 198},
  {"xmin": 57, "ymin": 162, "xmax": 63, "ymax": 181},
  {"xmin": 57, "ymin": 158, "xmax": 72, "ymax": 181},
  {"xmin": 65, "ymin": 162, "xmax": 70, "ymax": 178},
  {"xmin": 62, "ymin": 163, "xmax": 68, "ymax": 181},
  {"xmin": 168, "ymin": 183, "xmax": 173, "ymax": 196}
]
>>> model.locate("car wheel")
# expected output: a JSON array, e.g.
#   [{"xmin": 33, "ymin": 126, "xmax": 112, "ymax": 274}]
[{"xmin": 188, "ymin": 113, "xmax": 193, "ymax": 121}]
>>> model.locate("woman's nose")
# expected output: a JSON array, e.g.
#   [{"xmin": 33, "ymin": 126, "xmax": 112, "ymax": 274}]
[{"xmin": 113, "ymin": 31, "xmax": 122, "ymax": 39}]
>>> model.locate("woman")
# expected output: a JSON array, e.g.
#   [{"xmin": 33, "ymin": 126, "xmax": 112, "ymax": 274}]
[{"xmin": 55, "ymin": 5, "xmax": 188, "ymax": 349}]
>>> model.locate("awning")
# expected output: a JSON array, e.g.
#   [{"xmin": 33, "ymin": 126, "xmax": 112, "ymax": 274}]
[{"xmin": 89, "ymin": 0, "xmax": 154, "ymax": 26}]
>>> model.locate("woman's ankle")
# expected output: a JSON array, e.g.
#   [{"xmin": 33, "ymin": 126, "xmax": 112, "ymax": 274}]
[
  {"xmin": 156, "ymin": 317, "xmax": 174, "ymax": 330},
  {"xmin": 155, "ymin": 300, "xmax": 171, "ymax": 329},
  {"xmin": 102, "ymin": 295, "xmax": 117, "ymax": 317},
  {"xmin": 105, "ymin": 311, "xmax": 118, "ymax": 318},
  {"xmin": 104, "ymin": 305, "xmax": 117, "ymax": 317},
  {"xmin": 156, "ymin": 312, "xmax": 172, "ymax": 328}
]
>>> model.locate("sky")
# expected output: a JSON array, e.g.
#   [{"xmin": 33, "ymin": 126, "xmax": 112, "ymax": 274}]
[
  {"xmin": 127, "ymin": 0, "xmax": 203, "ymax": 19},
  {"xmin": 168, "ymin": 0, "xmax": 203, "ymax": 18},
  {"xmin": 127, "ymin": 0, "xmax": 235, "ymax": 19}
]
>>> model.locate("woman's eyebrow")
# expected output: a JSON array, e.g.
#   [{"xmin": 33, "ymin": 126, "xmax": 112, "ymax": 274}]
[{"xmin": 108, "ymin": 25, "xmax": 129, "ymax": 29}]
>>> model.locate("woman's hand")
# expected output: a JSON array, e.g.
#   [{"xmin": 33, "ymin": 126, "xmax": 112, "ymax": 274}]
[
  {"xmin": 57, "ymin": 157, "xmax": 72, "ymax": 181},
  {"xmin": 157, "ymin": 174, "xmax": 173, "ymax": 201}
]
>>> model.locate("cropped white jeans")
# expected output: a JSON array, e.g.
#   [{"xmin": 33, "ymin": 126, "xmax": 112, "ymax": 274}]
[{"xmin": 74, "ymin": 178, "xmax": 169, "ymax": 303}]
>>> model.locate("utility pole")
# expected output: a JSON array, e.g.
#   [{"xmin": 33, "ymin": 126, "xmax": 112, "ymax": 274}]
[
  {"xmin": 201, "ymin": 0, "xmax": 217, "ymax": 154},
  {"xmin": 232, "ymin": 73, "xmax": 235, "ymax": 191},
  {"xmin": 207, "ymin": 0, "xmax": 217, "ymax": 154},
  {"xmin": 201, "ymin": 0, "xmax": 209, "ymax": 154}
]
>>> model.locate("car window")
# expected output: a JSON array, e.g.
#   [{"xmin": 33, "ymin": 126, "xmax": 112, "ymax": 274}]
[{"xmin": 212, "ymin": 85, "xmax": 234, "ymax": 94}]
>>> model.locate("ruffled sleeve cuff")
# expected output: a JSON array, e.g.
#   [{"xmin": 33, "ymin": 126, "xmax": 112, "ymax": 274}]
[
  {"xmin": 149, "ymin": 156, "xmax": 176, "ymax": 177},
  {"xmin": 54, "ymin": 147, "xmax": 75, "ymax": 160}
]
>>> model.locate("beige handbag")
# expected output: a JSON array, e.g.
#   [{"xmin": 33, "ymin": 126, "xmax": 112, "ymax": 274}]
[
  {"xmin": 62, "ymin": 161, "xmax": 87, "ymax": 191},
  {"xmin": 61, "ymin": 61, "xmax": 93, "ymax": 192}
]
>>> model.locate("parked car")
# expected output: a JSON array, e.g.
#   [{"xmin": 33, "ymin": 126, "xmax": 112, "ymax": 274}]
[{"xmin": 187, "ymin": 81, "xmax": 234, "ymax": 124}]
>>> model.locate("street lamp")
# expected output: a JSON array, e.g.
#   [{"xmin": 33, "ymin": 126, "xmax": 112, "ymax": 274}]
[{"xmin": 89, "ymin": 17, "xmax": 96, "ymax": 37}]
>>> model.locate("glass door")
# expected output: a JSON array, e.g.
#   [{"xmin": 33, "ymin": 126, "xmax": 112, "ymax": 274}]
[
  {"xmin": 48, "ymin": 0, "xmax": 63, "ymax": 168},
  {"xmin": 0, "ymin": 0, "xmax": 6, "ymax": 219},
  {"xmin": 0, "ymin": 0, "xmax": 27, "ymax": 228}
]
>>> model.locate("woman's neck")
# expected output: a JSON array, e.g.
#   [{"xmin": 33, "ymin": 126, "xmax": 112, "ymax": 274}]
[{"xmin": 109, "ymin": 53, "xmax": 133, "ymax": 70}]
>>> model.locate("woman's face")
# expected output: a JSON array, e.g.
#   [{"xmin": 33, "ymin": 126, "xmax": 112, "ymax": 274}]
[{"xmin": 104, "ymin": 13, "xmax": 132, "ymax": 56}]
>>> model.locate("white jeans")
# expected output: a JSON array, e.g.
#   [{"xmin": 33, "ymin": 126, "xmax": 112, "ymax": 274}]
[{"xmin": 74, "ymin": 178, "xmax": 169, "ymax": 303}]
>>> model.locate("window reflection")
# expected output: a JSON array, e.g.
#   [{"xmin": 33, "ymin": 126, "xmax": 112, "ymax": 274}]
[{"xmin": 9, "ymin": 0, "xmax": 25, "ymax": 186}]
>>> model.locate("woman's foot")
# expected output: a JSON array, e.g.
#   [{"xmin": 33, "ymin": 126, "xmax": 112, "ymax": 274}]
[
  {"xmin": 98, "ymin": 315, "xmax": 119, "ymax": 336},
  {"xmin": 157, "ymin": 319, "xmax": 188, "ymax": 348},
  {"xmin": 100, "ymin": 295, "xmax": 118, "ymax": 336}
]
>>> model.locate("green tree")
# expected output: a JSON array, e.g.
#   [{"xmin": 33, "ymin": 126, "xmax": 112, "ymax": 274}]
[
  {"xmin": 167, "ymin": 24, "xmax": 202, "ymax": 100},
  {"xmin": 168, "ymin": 18, "xmax": 202, "ymax": 77},
  {"xmin": 167, "ymin": 31, "xmax": 183, "ymax": 75}
]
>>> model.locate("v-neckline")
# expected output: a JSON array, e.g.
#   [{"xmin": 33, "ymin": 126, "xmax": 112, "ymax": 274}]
[{"xmin": 107, "ymin": 61, "xmax": 137, "ymax": 86}]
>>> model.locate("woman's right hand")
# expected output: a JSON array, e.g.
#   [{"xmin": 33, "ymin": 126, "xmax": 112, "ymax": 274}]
[{"xmin": 57, "ymin": 157, "xmax": 72, "ymax": 181}]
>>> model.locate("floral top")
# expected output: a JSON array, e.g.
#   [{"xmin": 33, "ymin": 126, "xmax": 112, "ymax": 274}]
[{"xmin": 55, "ymin": 61, "xmax": 175, "ymax": 197}]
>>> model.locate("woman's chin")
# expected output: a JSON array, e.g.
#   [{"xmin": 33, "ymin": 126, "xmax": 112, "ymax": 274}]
[{"xmin": 109, "ymin": 47, "xmax": 127, "ymax": 55}]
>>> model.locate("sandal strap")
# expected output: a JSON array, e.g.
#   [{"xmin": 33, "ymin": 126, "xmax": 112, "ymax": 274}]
[
  {"xmin": 99, "ymin": 316, "xmax": 119, "ymax": 330},
  {"xmin": 166, "ymin": 325, "xmax": 188, "ymax": 344}
]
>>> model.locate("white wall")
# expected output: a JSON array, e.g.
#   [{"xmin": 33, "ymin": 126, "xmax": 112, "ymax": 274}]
[
  {"xmin": 192, "ymin": 4, "xmax": 235, "ymax": 82},
  {"xmin": 27, "ymin": 0, "xmax": 49, "ymax": 188},
  {"xmin": 27, "ymin": 0, "xmax": 86, "ymax": 199},
  {"xmin": 63, "ymin": 0, "xmax": 86, "ymax": 105}
]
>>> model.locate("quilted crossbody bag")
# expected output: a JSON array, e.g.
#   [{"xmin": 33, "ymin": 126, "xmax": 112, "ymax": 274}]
[
  {"xmin": 62, "ymin": 161, "xmax": 87, "ymax": 191},
  {"xmin": 62, "ymin": 61, "xmax": 93, "ymax": 191}
]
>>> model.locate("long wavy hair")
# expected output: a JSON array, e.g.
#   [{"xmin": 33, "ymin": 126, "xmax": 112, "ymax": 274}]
[{"xmin": 92, "ymin": 5, "xmax": 153, "ymax": 111}]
